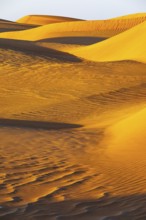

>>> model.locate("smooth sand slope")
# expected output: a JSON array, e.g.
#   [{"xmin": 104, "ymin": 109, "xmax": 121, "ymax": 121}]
[
  {"xmin": 0, "ymin": 44, "xmax": 146, "ymax": 219},
  {"xmin": 17, "ymin": 15, "xmax": 83, "ymax": 25},
  {"xmin": 1, "ymin": 13, "xmax": 146, "ymax": 41},
  {"xmin": 73, "ymin": 20, "xmax": 146, "ymax": 63}
]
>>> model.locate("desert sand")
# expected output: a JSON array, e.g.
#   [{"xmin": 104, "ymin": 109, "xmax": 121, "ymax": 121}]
[
  {"xmin": 0, "ymin": 19, "xmax": 37, "ymax": 33},
  {"xmin": 0, "ymin": 13, "xmax": 146, "ymax": 220},
  {"xmin": 72, "ymin": 20, "xmax": 146, "ymax": 63},
  {"xmin": 17, "ymin": 15, "xmax": 83, "ymax": 25},
  {"xmin": 1, "ymin": 13, "xmax": 146, "ymax": 42},
  {"xmin": 112, "ymin": 12, "xmax": 146, "ymax": 19}
]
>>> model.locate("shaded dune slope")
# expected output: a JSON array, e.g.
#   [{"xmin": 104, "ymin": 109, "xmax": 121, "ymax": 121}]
[
  {"xmin": 72, "ymin": 20, "xmax": 146, "ymax": 63},
  {"xmin": 1, "ymin": 14, "xmax": 146, "ymax": 41},
  {"xmin": 17, "ymin": 15, "xmax": 83, "ymax": 25},
  {"xmin": 35, "ymin": 36, "xmax": 107, "ymax": 53},
  {"xmin": 37, "ymin": 36, "xmax": 106, "ymax": 45},
  {"xmin": 0, "ymin": 38, "xmax": 81, "ymax": 62},
  {"xmin": 0, "ymin": 20, "xmax": 37, "ymax": 33}
]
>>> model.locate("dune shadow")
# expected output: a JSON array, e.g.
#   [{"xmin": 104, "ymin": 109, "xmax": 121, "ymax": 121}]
[
  {"xmin": 37, "ymin": 36, "xmax": 107, "ymax": 45},
  {"xmin": 0, "ymin": 118, "xmax": 82, "ymax": 130},
  {"xmin": 0, "ymin": 20, "xmax": 38, "ymax": 32},
  {"xmin": 0, "ymin": 27, "xmax": 34, "ymax": 33},
  {"xmin": 0, "ymin": 38, "xmax": 82, "ymax": 62},
  {"xmin": 1, "ymin": 193, "xmax": 146, "ymax": 219}
]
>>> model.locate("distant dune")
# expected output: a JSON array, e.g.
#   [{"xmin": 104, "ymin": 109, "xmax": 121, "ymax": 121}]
[
  {"xmin": 112, "ymin": 13, "xmax": 146, "ymax": 19},
  {"xmin": 17, "ymin": 15, "xmax": 83, "ymax": 25},
  {"xmin": 72, "ymin": 20, "xmax": 146, "ymax": 63},
  {"xmin": 1, "ymin": 14, "xmax": 146, "ymax": 41},
  {"xmin": 0, "ymin": 19, "xmax": 37, "ymax": 33}
]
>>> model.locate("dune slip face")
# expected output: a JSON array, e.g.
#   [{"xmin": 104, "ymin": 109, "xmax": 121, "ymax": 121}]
[{"xmin": 1, "ymin": 13, "xmax": 146, "ymax": 220}]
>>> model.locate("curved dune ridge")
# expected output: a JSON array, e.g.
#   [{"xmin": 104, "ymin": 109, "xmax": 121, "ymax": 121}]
[
  {"xmin": 72, "ymin": 20, "xmax": 146, "ymax": 63},
  {"xmin": 1, "ymin": 14, "xmax": 146, "ymax": 41},
  {"xmin": 17, "ymin": 15, "xmax": 83, "ymax": 25}
]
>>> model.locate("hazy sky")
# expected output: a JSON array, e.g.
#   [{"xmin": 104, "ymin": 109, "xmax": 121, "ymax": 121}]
[{"xmin": 0, "ymin": 0, "xmax": 146, "ymax": 21}]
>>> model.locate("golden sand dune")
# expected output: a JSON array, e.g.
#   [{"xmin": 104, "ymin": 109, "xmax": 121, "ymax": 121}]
[
  {"xmin": 17, "ymin": 15, "xmax": 83, "ymax": 25},
  {"xmin": 1, "ymin": 12, "xmax": 146, "ymax": 219},
  {"xmin": 73, "ymin": 20, "xmax": 146, "ymax": 63},
  {"xmin": 113, "ymin": 12, "xmax": 146, "ymax": 19},
  {"xmin": 0, "ymin": 45, "xmax": 146, "ymax": 219},
  {"xmin": 0, "ymin": 19, "xmax": 37, "ymax": 33},
  {"xmin": 1, "ymin": 14, "xmax": 146, "ymax": 41}
]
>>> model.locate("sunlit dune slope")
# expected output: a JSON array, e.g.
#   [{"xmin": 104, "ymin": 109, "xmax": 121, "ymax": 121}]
[
  {"xmin": 112, "ymin": 13, "xmax": 146, "ymax": 19},
  {"xmin": 1, "ymin": 14, "xmax": 146, "ymax": 41},
  {"xmin": 72, "ymin": 20, "xmax": 146, "ymax": 63},
  {"xmin": 0, "ymin": 20, "xmax": 37, "ymax": 33},
  {"xmin": 107, "ymin": 108, "xmax": 146, "ymax": 155},
  {"xmin": 17, "ymin": 15, "xmax": 83, "ymax": 25}
]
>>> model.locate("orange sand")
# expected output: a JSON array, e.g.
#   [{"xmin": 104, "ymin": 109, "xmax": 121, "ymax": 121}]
[
  {"xmin": 73, "ymin": 20, "xmax": 146, "ymax": 63},
  {"xmin": 17, "ymin": 15, "xmax": 83, "ymax": 25},
  {"xmin": 1, "ymin": 14, "xmax": 146, "ymax": 41},
  {"xmin": 0, "ymin": 13, "xmax": 146, "ymax": 219}
]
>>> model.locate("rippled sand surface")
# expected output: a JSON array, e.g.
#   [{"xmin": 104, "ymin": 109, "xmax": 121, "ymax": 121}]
[{"xmin": 0, "ymin": 47, "xmax": 146, "ymax": 220}]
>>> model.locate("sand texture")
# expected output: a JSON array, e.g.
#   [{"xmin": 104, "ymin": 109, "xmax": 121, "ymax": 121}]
[
  {"xmin": 0, "ymin": 13, "xmax": 146, "ymax": 220},
  {"xmin": 0, "ymin": 20, "xmax": 37, "ymax": 33},
  {"xmin": 73, "ymin": 20, "xmax": 146, "ymax": 63},
  {"xmin": 1, "ymin": 14, "xmax": 146, "ymax": 41},
  {"xmin": 17, "ymin": 15, "xmax": 83, "ymax": 25}
]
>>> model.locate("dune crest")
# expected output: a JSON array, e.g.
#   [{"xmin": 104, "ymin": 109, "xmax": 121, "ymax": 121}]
[
  {"xmin": 17, "ymin": 15, "xmax": 83, "ymax": 25},
  {"xmin": 72, "ymin": 20, "xmax": 146, "ymax": 63},
  {"xmin": 112, "ymin": 13, "xmax": 146, "ymax": 19},
  {"xmin": 1, "ymin": 14, "xmax": 146, "ymax": 41}
]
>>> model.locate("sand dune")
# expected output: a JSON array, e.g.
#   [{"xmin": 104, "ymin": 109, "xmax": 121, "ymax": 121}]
[
  {"xmin": 1, "ymin": 12, "xmax": 146, "ymax": 220},
  {"xmin": 113, "ymin": 12, "xmax": 146, "ymax": 19},
  {"xmin": 1, "ymin": 14, "xmax": 146, "ymax": 41},
  {"xmin": 0, "ymin": 45, "xmax": 146, "ymax": 219},
  {"xmin": 17, "ymin": 15, "xmax": 83, "ymax": 25},
  {"xmin": 73, "ymin": 20, "xmax": 146, "ymax": 63},
  {"xmin": 0, "ymin": 38, "xmax": 81, "ymax": 62},
  {"xmin": 0, "ymin": 20, "xmax": 37, "ymax": 33},
  {"xmin": 35, "ymin": 36, "xmax": 106, "ymax": 53}
]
